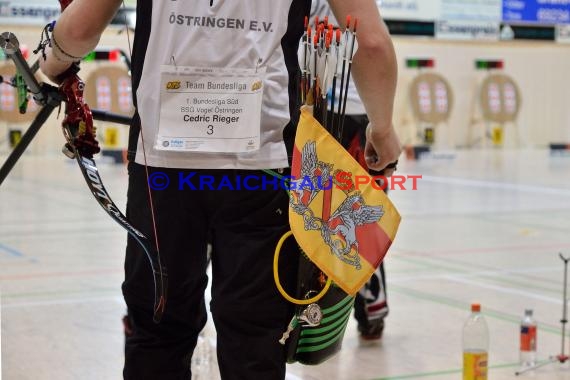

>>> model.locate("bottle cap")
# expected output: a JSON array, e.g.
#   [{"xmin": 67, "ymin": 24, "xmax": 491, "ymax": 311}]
[
  {"xmin": 471, "ymin": 303, "xmax": 481, "ymax": 312},
  {"xmin": 525, "ymin": 309, "xmax": 533, "ymax": 316}
]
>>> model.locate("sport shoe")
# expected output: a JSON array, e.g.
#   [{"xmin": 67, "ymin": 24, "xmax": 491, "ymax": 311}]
[{"xmin": 358, "ymin": 318, "xmax": 384, "ymax": 341}]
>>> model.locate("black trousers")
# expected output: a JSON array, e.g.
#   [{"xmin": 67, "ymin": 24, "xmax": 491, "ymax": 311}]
[
  {"xmin": 339, "ymin": 113, "xmax": 390, "ymax": 329},
  {"xmin": 353, "ymin": 264, "xmax": 388, "ymax": 329},
  {"xmin": 122, "ymin": 163, "xmax": 297, "ymax": 380}
]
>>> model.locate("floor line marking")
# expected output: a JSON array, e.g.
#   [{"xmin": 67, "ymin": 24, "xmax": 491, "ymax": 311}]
[
  {"xmin": 390, "ymin": 266, "xmax": 559, "ymax": 285},
  {"xmin": 0, "ymin": 268, "xmax": 122, "ymax": 281},
  {"xmin": 389, "ymin": 285, "xmax": 561, "ymax": 334},
  {"xmin": 0, "ymin": 243, "xmax": 23, "ymax": 258},
  {"xmin": 1, "ymin": 287, "xmax": 118, "ymax": 300},
  {"xmin": 421, "ymin": 175, "xmax": 570, "ymax": 196},
  {"xmin": 371, "ymin": 361, "xmax": 522, "ymax": 380},
  {"xmin": 390, "ymin": 251, "xmax": 565, "ymax": 287},
  {"xmin": 2, "ymin": 295, "xmax": 124, "ymax": 309},
  {"xmin": 394, "ymin": 242, "xmax": 570, "ymax": 256},
  {"xmin": 445, "ymin": 275, "xmax": 562, "ymax": 304}
]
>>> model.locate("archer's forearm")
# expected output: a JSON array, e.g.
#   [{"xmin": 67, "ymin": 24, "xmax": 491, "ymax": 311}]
[
  {"xmin": 351, "ymin": 31, "xmax": 398, "ymax": 135},
  {"xmin": 40, "ymin": 0, "xmax": 123, "ymax": 82},
  {"xmin": 52, "ymin": 0, "xmax": 123, "ymax": 58}
]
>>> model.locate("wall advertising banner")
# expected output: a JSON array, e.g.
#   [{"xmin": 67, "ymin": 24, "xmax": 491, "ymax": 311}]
[
  {"xmin": 441, "ymin": 0, "xmax": 503, "ymax": 21},
  {"xmin": 503, "ymin": 0, "xmax": 570, "ymax": 25},
  {"xmin": 557, "ymin": 24, "xmax": 570, "ymax": 42},
  {"xmin": 379, "ymin": 0, "xmax": 441, "ymax": 21},
  {"xmin": 436, "ymin": 20, "xmax": 500, "ymax": 40},
  {"xmin": 0, "ymin": 1, "xmax": 60, "ymax": 25},
  {"xmin": 0, "ymin": 0, "xmax": 137, "ymax": 26},
  {"xmin": 437, "ymin": 0, "xmax": 501, "ymax": 40}
]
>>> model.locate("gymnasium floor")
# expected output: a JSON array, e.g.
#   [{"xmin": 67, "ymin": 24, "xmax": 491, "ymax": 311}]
[{"xmin": 1, "ymin": 148, "xmax": 570, "ymax": 380}]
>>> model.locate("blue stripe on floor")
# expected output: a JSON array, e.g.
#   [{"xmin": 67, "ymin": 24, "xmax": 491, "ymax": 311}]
[{"xmin": 0, "ymin": 242, "xmax": 24, "ymax": 257}]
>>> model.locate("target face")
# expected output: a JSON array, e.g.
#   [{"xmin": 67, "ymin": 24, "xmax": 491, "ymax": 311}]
[
  {"xmin": 85, "ymin": 66, "xmax": 134, "ymax": 117},
  {"xmin": 410, "ymin": 73, "xmax": 453, "ymax": 124},
  {"xmin": 480, "ymin": 74, "xmax": 521, "ymax": 123}
]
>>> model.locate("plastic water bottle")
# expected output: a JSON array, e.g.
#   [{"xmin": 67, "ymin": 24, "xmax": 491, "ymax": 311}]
[
  {"xmin": 519, "ymin": 309, "xmax": 537, "ymax": 367},
  {"xmin": 463, "ymin": 303, "xmax": 489, "ymax": 380}
]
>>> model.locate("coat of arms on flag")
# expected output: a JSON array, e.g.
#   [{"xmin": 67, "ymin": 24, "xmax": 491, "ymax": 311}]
[{"xmin": 289, "ymin": 107, "xmax": 401, "ymax": 295}]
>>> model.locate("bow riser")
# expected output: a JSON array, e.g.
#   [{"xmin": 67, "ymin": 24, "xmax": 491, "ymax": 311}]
[{"xmin": 59, "ymin": 72, "xmax": 100, "ymax": 157}]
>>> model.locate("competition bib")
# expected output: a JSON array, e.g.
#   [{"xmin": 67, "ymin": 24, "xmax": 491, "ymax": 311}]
[{"xmin": 156, "ymin": 65, "xmax": 265, "ymax": 153}]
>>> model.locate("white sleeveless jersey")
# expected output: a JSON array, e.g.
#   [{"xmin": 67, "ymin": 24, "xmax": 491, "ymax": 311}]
[{"xmin": 130, "ymin": 0, "xmax": 309, "ymax": 169}]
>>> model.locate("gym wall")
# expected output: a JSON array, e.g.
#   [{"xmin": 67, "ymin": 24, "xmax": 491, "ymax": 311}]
[{"xmin": 2, "ymin": 24, "xmax": 569, "ymax": 156}]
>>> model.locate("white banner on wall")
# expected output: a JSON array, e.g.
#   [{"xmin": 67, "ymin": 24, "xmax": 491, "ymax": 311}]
[
  {"xmin": 436, "ymin": 20, "xmax": 500, "ymax": 40},
  {"xmin": 440, "ymin": 0, "xmax": 502, "ymax": 21},
  {"xmin": 557, "ymin": 24, "xmax": 570, "ymax": 43},
  {"xmin": 0, "ymin": 1, "xmax": 60, "ymax": 25},
  {"xmin": 379, "ymin": 0, "xmax": 441, "ymax": 21}
]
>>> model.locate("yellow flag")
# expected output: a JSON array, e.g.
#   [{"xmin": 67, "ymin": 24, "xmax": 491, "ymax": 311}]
[{"xmin": 289, "ymin": 107, "xmax": 401, "ymax": 295}]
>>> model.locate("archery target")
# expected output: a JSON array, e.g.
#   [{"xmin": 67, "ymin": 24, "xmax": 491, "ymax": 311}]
[
  {"xmin": 0, "ymin": 63, "xmax": 40, "ymax": 123},
  {"xmin": 1, "ymin": 80, "xmax": 15, "ymax": 112},
  {"xmin": 409, "ymin": 73, "xmax": 453, "ymax": 124},
  {"xmin": 503, "ymin": 82, "xmax": 517, "ymax": 115},
  {"xmin": 488, "ymin": 83, "xmax": 501, "ymax": 114},
  {"xmin": 480, "ymin": 74, "xmax": 521, "ymax": 123},
  {"xmin": 435, "ymin": 82, "xmax": 449, "ymax": 114},
  {"xmin": 95, "ymin": 76, "xmax": 112, "ymax": 111},
  {"xmin": 117, "ymin": 76, "xmax": 133, "ymax": 113},
  {"xmin": 418, "ymin": 82, "xmax": 432, "ymax": 114},
  {"xmin": 85, "ymin": 66, "xmax": 134, "ymax": 117}
]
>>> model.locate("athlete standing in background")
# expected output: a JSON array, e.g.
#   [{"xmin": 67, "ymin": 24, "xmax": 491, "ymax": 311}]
[{"xmin": 310, "ymin": 0, "xmax": 391, "ymax": 341}]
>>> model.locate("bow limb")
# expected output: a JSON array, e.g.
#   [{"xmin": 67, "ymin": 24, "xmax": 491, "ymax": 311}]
[
  {"xmin": 57, "ymin": 66, "xmax": 167, "ymax": 323},
  {"xmin": 1, "ymin": 9, "xmax": 168, "ymax": 322},
  {"xmin": 54, "ymin": 0, "xmax": 168, "ymax": 322}
]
